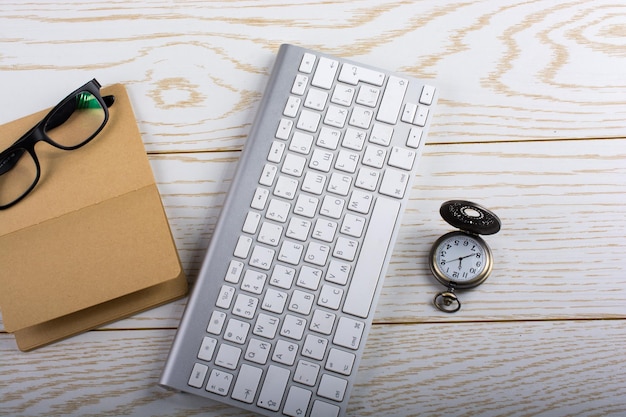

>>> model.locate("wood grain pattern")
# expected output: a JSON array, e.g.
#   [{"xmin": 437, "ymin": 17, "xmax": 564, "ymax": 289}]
[
  {"xmin": 1, "ymin": 1, "xmax": 625, "ymax": 152},
  {"xmin": 1, "ymin": 1, "xmax": 625, "ymax": 416},
  {"xmin": 2, "ymin": 321, "xmax": 625, "ymax": 416}
]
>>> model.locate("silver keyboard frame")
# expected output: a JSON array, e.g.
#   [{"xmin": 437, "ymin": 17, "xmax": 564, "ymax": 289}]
[{"xmin": 160, "ymin": 44, "xmax": 438, "ymax": 417}]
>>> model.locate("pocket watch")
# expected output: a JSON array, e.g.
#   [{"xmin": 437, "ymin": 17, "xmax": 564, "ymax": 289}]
[{"xmin": 429, "ymin": 200, "xmax": 501, "ymax": 313}]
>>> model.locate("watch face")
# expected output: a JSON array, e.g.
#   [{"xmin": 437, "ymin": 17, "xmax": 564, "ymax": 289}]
[{"xmin": 430, "ymin": 232, "xmax": 492, "ymax": 289}]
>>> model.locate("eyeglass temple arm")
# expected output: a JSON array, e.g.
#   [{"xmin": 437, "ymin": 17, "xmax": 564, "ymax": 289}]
[{"xmin": 46, "ymin": 94, "xmax": 116, "ymax": 131}]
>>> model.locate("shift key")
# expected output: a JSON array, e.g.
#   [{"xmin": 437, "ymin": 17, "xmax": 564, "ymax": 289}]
[{"xmin": 376, "ymin": 76, "xmax": 408, "ymax": 124}]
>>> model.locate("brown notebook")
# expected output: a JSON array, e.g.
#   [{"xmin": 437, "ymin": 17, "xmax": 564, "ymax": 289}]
[{"xmin": 0, "ymin": 83, "xmax": 187, "ymax": 351}]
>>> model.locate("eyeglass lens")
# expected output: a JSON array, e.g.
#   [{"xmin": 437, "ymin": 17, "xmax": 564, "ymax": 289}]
[
  {"xmin": 45, "ymin": 91, "xmax": 106, "ymax": 148},
  {"xmin": 0, "ymin": 90, "xmax": 107, "ymax": 208},
  {"xmin": 0, "ymin": 148, "xmax": 38, "ymax": 207}
]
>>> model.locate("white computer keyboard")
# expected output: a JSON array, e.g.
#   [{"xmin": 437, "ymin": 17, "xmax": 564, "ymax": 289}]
[{"xmin": 160, "ymin": 44, "xmax": 437, "ymax": 417}]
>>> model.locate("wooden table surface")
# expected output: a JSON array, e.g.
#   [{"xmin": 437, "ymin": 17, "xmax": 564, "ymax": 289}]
[{"xmin": 1, "ymin": 1, "xmax": 625, "ymax": 416}]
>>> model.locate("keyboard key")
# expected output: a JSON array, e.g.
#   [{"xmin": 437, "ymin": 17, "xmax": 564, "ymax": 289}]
[
  {"xmin": 259, "ymin": 164, "xmax": 278, "ymax": 186},
  {"xmin": 320, "ymin": 196, "xmax": 345, "ymax": 219},
  {"xmin": 258, "ymin": 222, "xmax": 283, "ymax": 246},
  {"xmin": 290, "ymin": 131, "xmax": 314, "ymax": 154},
  {"xmin": 342, "ymin": 128, "xmax": 366, "ymax": 151},
  {"xmin": 298, "ymin": 265, "xmax": 323, "ymax": 290},
  {"xmin": 281, "ymin": 153, "xmax": 306, "ymax": 177},
  {"xmin": 343, "ymin": 196, "xmax": 400, "ymax": 318},
  {"xmin": 330, "ymin": 85, "xmax": 355, "ymax": 106},
  {"xmin": 249, "ymin": 246, "xmax": 275, "ymax": 271},
  {"xmin": 355, "ymin": 86, "xmax": 380, "ymax": 107},
  {"xmin": 289, "ymin": 290, "xmax": 314, "ymax": 315},
  {"xmin": 284, "ymin": 96, "xmax": 301, "ymax": 117},
  {"xmin": 286, "ymin": 217, "xmax": 312, "ymax": 241},
  {"xmin": 257, "ymin": 365, "xmax": 290, "ymax": 411},
  {"xmin": 324, "ymin": 105, "xmax": 348, "ymax": 128},
  {"xmin": 241, "ymin": 270, "xmax": 267, "ymax": 294},
  {"xmin": 294, "ymin": 195, "xmax": 319, "ymax": 218},
  {"xmin": 266, "ymin": 198, "xmax": 291, "ymax": 223},
  {"xmin": 280, "ymin": 314, "xmax": 306, "ymax": 340},
  {"xmin": 362, "ymin": 145, "xmax": 386, "ymax": 169},
  {"xmin": 304, "ymin": 242, "xmax": 330, "ymax": 266},
  {"xmin": 224, "ymin": 260, "xmax": 244, "ymax": 283},
  {"xmin": 268, "ymin": 140, "xmax": 286, "ymax": 163},
  {"xmin": 316, "ymin": 127, "xmax": 341, "ymax": 149},
  {"xmin": 407, "ymin": 127, "xmax": 423, "ymax": 149},
  {"xmin": 334, "ymin": 150, "xmax": 359, "ymax": 173},
  {"xmin": 188, "ymin": 363, "xmax": 208, "ymax": 388},
  {"xmin": 348, "ymin": 106, "xmax": 374, "ymax": 129},
  {"xmin": 198, "ymin": 336, "xmax": 218, "ymax": 361},
  {"xmin": 215, "ymin": 285, "xmax": 236, "ymax": 309},
  {"xmin": 379, "ymin": 168, "xmax": 410, "ymax": 199},
  {"xmin": 311, "ymin": 57, "xmax": 339, "ymax": 89},
  {"xmin": 325, "ymin": 260, "xmax": 350, "ymax": 285},
  {"xmin": 302, "ymin": 334, "xmax": 329, "ymax": 360},
  {"xmin": 278, "ymin": 241, "xmax": 304, "ymax": 265},
  {"xmin": 274, "ymin": 176, "xmax": 299, "ymax": 200},
  {"xmin": 207, "ymin": 310, "xmax": 227, "ymax": 334},
  {"xmin": 333, "ymin": 317, "xmax": 365, "ymax": 350},
  {"xmin": 261, "ymin": 288, "xmax": 287, "ymax": 314},
  {"xmin": 310, "ymin": 309, "xmax": 336, "ymax": 335},
  {"xmin": 245, "ymin": 338, "xmax": 271, "ymax": 365},
  {"xmin": 231, "ymin": 364, "xmax": 262, "ymax": 403},
  {"xmin": 299, "ymin": 52, "xmax": 316, "ymax": 73},
  {"xmin": 214, "ymin": 344, "xmax": 242, "ymax": 370},
  {"xmin": 325, "ymin": 348, "xmax": 355, "ymax": 376},
  {"xmin": 318, "ymin": 285, "xmax": 343, "ymax": 310},
  {"xmin": 283, "ymin": 386, "xmax": 313, "ymax": 417},
  {"xmin": 206, "ymin": 369, "xmax": 233, "ymax": 396},
  {"xmin": 294, "ymin": 360, "xmax": 320, "ymax": 386},
  {"xmin": 276, "ymin": 118, "xmax": 293, "ymax": 140},
  {"xmin": 224, "ymin": 318, "xmax": 250, "ymax": 344},
  {"xmin": 253, "ymin": 313, "xmax": 280, "ymax": 339},
  {"xmin": 302, "ymin": 171, "xmax": 327, "ymax": 194},
  {"xmin": 317, "ymin": 374, "xmax": 348, "ymax": 402},
  {"xmin": 310, "ymin": 400, "xmax": 340, "ymax": 417},
  {"xmin": 338, "ymin": 64, "xmax": 385, "ymax": 86},
  {"xmin": 250, "ymin": 187, "xmax": 269, "ymax": 210},
  {"xmin": 388, "ymin": 146, "xmax": 417, "ymax": 171},
  {"xmin": 292, "ymin": 74, "xmax": 308, "ymax": 95},
  {"xmin": 370, "ymin": 122, "xmax": 393, "ymax": 146},
  {"xmin": 376, "ymin": 75, "xmax": 408, "ymax": 124},
  {"xmin": 297, "ymin": 109, "xmax": 321, "ymax": 133},
  {"xmin": 272, "ymin": 339, "xmax": 299, "ymax": 365},
  {"xmin": 413, "ymin": 104, "xmax": 429, "ymax": 127},
  {"xmin": 270, "ymin": 264, "xmax": 296, "ymax": 289},
  {"xmin": 232, "ymin": 294, "xmax": 259, "ymax": 319},
  {"xmin": 333, "ymin": 237, "xmax": 358, "ymax": 261},
  {"xmin": 340, "ymin": 213, "xmax": 366, "ymax": 238},
  {"xmin": 401, "ymin": 102, "xmax": 417, "ymax": 123},
  {"xmin": 304, "ymin": 88, "xmax": 328, "ymax": 111},
  {"xmin": 419, "ymin": 84, "xmax": 436, "ymax": 105}
]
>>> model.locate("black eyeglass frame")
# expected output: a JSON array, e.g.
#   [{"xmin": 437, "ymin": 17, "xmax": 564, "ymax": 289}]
[{"xmin": 0, "ymin": 79, "xmax": 115, "ymax": 210}]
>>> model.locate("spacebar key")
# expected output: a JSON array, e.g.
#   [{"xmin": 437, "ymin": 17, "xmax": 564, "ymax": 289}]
[{"xmin": 343, "ymin": 196, "xmax": 400, "ymax": 319}]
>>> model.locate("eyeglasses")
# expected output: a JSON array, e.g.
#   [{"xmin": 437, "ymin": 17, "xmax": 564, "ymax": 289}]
[{"xmin": 0, "ymin": 79, "xmax": 115, "ymax": 210}]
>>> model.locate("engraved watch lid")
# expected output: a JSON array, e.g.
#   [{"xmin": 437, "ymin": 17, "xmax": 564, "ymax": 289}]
[{"xmin": 439, "ymin": 200, "xmax": 501, "ymax": 235}]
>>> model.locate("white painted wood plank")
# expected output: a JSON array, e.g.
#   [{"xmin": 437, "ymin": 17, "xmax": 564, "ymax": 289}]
[
  {"xmin": 1, "ymin": 138, "xmax": 624, "ymax": 331},
  {"xmin": 1, "ymin": 321, "xmax": 625, "ymax": 416},
  {"xmin": 155, "ymin": 138, "xmax": 625, "ymax": 322},
  {"xmin": 0, "ymin": 1, "xmax": 625, "ymax": 151}
]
